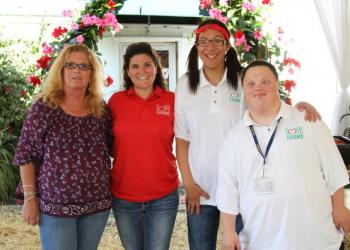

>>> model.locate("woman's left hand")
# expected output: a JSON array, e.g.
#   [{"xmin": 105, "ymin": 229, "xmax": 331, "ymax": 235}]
[{"xmin": 295, "ymin": 101, "xmax": 321, "ymax": 122}]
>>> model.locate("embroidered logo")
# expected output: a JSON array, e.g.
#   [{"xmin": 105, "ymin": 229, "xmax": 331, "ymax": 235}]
[
  {"xmin": 228, "ymin": 89, "xmax": 242, "ymax": 103},
  {"xmin": 156, "ymin": 104, "xmax": 171, "ymax": 116},
  {"xmin": 285, "ymin": 126, "xmax": 304, "ymax": 140}
]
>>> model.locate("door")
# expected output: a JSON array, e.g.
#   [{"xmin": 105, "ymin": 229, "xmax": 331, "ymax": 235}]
[{"xmin": 120, "ymin": 42, "xmax": 177, "ymax": 91}]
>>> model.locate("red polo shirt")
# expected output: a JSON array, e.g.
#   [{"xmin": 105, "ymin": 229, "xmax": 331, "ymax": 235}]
[{"xmin": 108, "ymin": 86, "xmax": 179, "ymax": 202}]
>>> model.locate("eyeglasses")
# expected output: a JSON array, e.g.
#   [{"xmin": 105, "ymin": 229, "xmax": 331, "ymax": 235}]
[
  {"xmin": 64, "ymin": 63, "xmax": 92, "ymax": 71},
  {"xmin": 196, "ymin": 39, "xmax": 227, "ymax": 48}
]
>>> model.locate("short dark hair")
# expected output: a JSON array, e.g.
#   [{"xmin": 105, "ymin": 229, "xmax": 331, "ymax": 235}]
[
  {"xmin": 241, "ymin": 60, "xmax": 279, "ymax": 83},
  {"xmin": 186, "ymin": 19, "xmax": 243, "ymax": 94},
  {"xmin": 123, "ymin": 42, "xmax": 165, "ymax": 90}
]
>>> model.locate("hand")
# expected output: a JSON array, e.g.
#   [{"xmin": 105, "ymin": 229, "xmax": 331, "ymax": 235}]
[
  {"xmin": 295, "ymin": 101, "xmax": 321, "ymax": 122},
  {"xmin": 21, "ymin": 197, "xmax": 40, "ymax": 226},
  {"xmin": 222, "ymin": 231, "xmax": 241, "ymax": 250},
  {"xmin": 332, "ymin": 205, "xmax": 350, "ymax": 234},
  {"xmin": 184, "ymin": 182, "xmax": 209, "ymax": 215}
]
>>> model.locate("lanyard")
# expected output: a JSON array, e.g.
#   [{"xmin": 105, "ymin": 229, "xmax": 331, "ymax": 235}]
[{"xmin": 249, "ymin": 117, "xmax": 282, "ymax": 169}]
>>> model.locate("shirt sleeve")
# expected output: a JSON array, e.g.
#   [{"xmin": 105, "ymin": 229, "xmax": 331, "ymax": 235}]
[
  {"xmin": 13, "ymin": 99, "xmax": 52, "ymax": 167},
  {"xmin": 174, "ymin": 75, "xmax": 190, "ymax": 141},
  {"xmin": 310, "ymin": 120, "xmax": 349, "ymax": 195},
  {"xmin": 216, "ymin": 130, "xmax": 240, "ymax": 215}
]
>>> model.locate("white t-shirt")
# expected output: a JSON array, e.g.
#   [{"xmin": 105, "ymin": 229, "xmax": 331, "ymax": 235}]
[
  {"xmin": 217, "ymin": 102, "xmax": 349, "ymax": 250},
  {"xmin": 175, "ymin": 68, "xmax": 244, "ymax": 206}
]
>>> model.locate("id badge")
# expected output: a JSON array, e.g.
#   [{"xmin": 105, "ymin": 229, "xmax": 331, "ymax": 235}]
[{"xmin": 253, "ymin": 177, "xmax": 273, "ymax": 194}]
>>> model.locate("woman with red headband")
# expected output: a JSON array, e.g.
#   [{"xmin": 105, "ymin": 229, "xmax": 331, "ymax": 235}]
[{"xmin": 175, "ymin": 18, "xmax": 320, "ymax": 250}]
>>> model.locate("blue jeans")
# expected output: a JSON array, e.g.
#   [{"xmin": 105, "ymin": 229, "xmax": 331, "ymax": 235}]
[
  {"xmin": 187, "ymin": 205, "xmax": 244, "ymax": 250},
  {"xmin": 39, "ymin": 210, "xmax": 110, "ymax": 250},
  {"xmin": 112, "ymin": 190, "xmax": 179, "ymax": 250}
]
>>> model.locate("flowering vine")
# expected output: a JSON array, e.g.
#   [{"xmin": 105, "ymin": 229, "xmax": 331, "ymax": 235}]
[
  {"xmin": 28, "ymin": 0, "xmax": 124, "ymax": 89},
  {"xmin": 199, "ymin": 0, "xmax": 300, "ymax": 104}
]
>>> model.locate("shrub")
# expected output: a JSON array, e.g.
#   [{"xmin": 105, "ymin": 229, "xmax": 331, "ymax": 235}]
[{"xmin": 0, "ymin": 39, "xmax": 38, "ymax": 201}]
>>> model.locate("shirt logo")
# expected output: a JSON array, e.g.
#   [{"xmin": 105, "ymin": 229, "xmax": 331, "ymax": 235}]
[
  {"xmin": 228, "ymin": 90, "xmax": 242, "ymax": 103},
  {"xmin": 156, "ymin": 104, "xmax": 171, "ymax": 116},
  {"xmin": 285, "ymin": 126, "xmax": 304, "ymax": 140}
]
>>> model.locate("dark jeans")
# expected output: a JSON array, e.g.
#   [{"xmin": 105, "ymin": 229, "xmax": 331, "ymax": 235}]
[
  {"xmin": 187, "ymin": 205, "xmax": 244, "ymax": 250},
  {"xmin": 112, "ymin": 190, "xmax": 179, "ymax": 250}
]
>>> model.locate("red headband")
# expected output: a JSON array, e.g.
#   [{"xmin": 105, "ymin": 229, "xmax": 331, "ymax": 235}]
[{"xmin": 195, "ymin": 24, "xmax": 230, "ymax": 41}]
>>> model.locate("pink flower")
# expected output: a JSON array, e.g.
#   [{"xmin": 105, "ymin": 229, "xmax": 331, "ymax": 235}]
[
  {"xmin": 253, "ymin": 30, "xmax": 262, "ymax": 41},
  {"xmin": 209, "ymin": 8, "xmax": 228, "ymax": 24},
  {"xmin": 71, "ymin": 22, "xmax": 79, "ymax": 31},
  {"xmin": 82, "ymin": 15, "xmax": 101, "ymax": 26},
  {"xmin": 199, "ymin": 0, "xmax": 211, "ymax": 9},
  {"xmin": 110, "ymin": 23, "xmax": 123, "ymax": 37},
  {"xmin": 242, "ymin": 1, "xmax": 256, "ymax": 13},
  {"xmin": 62, "ymin": 9, "xmax": 74, "ymax": 17},
  {"xmin": 243, "ymin": 44, "xmax": 251, "ymax": 52},
  {"xmin": 76, "ymin": 35, "xmax": 84, "ymax": 44},
  {"xmin": 81, "ymin": 14, "xmax": 91, "ymax": 26},
  {"xmin": 234, "ymin": 31, "xmax": 246, "ymax": 46},
  {"xmin": 90, "ymin": 15, "xmax": 101, "ymax": 26},
  {"xmin": 288, "ymin": 68, "xmax": 294, "ymax": 74},
  {"xmin": 102, "ymin": 13, "xmax": 118, "ymax": 28},
  {"xmin": 42, "ymin": 42, "xmax": 54, "ymax": 55}
]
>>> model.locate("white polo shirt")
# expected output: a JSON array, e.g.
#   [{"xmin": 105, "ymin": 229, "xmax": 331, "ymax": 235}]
[
  {"xmin": 175, "ymin": 68, "xmax": 244, "ymax": 206},
  {"xmin": 217, "ymin": 102, "xmax": 349, "ymax": 250}
]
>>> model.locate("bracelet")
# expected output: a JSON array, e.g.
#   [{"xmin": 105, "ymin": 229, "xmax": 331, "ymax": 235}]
[
  {"xmin": 22, "ymin": 184, "xmax": 35, "ymax": 188},
  {"xmin": 24, "ymin": 191, "xmax": 37, "ymax": 196},
  {"xmin": 24, "ymin": 195, "xmax": 36, "ymax": 202}
]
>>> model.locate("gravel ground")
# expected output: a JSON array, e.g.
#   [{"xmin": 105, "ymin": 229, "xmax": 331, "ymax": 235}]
[{"xmin": 1, "ymin": 205, "xmax": 348, "ymax": 250}]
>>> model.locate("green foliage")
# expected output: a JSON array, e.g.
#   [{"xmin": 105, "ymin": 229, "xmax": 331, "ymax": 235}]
[{"xmin": 0, "ymin": 39, "xmax": 39, "ymax": 201}]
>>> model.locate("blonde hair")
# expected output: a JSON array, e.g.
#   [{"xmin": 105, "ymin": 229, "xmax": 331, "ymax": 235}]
[{"xmin": 41, "ymin": 44, "xmax": 105, "ymax": 118}]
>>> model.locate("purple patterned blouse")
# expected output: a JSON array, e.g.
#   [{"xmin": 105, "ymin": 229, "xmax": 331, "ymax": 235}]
[{"xmin": 13, "ymin": 99, "xmax": 113, "ymax": 217}]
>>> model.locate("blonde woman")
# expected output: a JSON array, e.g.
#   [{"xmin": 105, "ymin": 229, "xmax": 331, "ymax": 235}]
[{"xmin": 13, "ymin": 44, "xmax": 112, "ymax": 250}]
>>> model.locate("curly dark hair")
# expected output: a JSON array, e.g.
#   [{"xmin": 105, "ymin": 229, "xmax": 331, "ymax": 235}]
[
  {"xmin": 187, "ymin": 19, "xmax": 243, "ymax": 94},
  {"xmin": 123, "ymin": 42, "xmax": 165, "ymax": 90}
]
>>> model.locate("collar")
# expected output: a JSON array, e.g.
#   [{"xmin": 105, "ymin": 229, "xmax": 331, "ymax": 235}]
[
  {"xmin": 126, "ymin": 85, "xmax": 164, "ymax": 98},
  {"xmin": 199, "ymin": 67, "xmax": 227, "ymax": 88},
  {"xmin": 243, "ymin": 101, "xmax": 291, "ymax": 127}
]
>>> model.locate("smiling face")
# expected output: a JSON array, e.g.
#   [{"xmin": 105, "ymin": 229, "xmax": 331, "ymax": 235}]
[
  {"xmin": 127, "ymin": 53, "xmax": 157, "ymax": 93},
  {"xmin": 62, "ymin": 51, "xmax": 92, "ymax": 93},
  {"xmin": 243, "ymin": 65, "xmax": 280, "ymax": 112},
  {"xmin": 196, "ymin": 28, "xmax": 229, "ymax": 72}
]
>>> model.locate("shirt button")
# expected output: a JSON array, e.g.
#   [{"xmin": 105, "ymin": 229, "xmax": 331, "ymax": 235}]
[
  {"xmin": 268, "ymin": 128, "xmax": 271, "ymax": 131},
  {"xmin": 214, "ymin": 90, "xmax": 217, "ymax": 94},
  {"xmin": 213, "ymin": 100, "xmax": 217, "ymax": 103}
]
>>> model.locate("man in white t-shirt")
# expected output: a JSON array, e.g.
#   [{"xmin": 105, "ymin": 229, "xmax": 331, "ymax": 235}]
[{"xmin": 217, "ymin": 60, "xmax": 350, "ymax": 250}]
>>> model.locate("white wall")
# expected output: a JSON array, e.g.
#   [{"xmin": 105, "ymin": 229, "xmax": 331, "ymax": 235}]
[{"xmin": 270, "ymin": 0, "xmax": 337, "ymax": 127}]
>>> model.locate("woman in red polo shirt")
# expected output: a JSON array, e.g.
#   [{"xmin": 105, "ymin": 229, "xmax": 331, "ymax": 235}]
[{"xmin": 108, "ymin": 42, "xmax": 179, "ymax": 250}]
